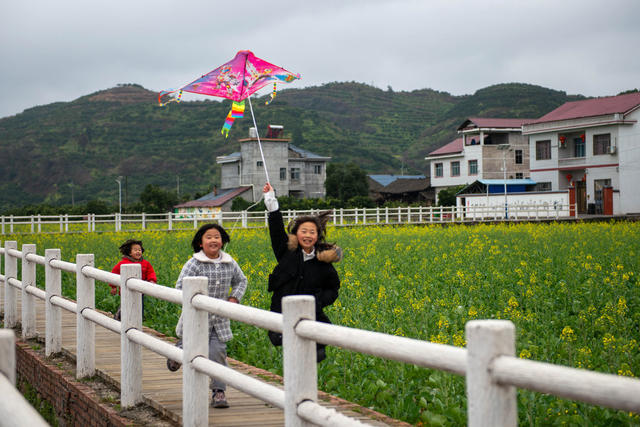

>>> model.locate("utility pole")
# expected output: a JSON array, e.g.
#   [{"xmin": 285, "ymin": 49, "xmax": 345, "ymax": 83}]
[
  {"xmin": 497, "ymin": 144, "xmax": 511, "ymax": 219},
  {"xmin": 115, "ymin": 176, "xmax": 123, "ymax": 214}
]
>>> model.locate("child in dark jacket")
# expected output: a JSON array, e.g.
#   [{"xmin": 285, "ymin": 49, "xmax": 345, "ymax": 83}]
[
  {"xmin": 263, "ymin": 183, "xmax": 342, "ymax": 363},
  {"xmin": 110, "ymin": 239, "xmax": 157, "ymax": 321}
]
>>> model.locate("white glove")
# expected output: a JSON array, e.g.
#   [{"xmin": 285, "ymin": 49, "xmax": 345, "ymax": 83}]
[{"xmin": 264, "ymin": 189, "xmax": 279, "ymax": 212}]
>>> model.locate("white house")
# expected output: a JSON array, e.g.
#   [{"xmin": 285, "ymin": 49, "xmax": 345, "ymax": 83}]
[
  {"xmin": 522, "ymin": 92, "xmax": 640, "ymax": 215},
  {"xmin": 425, "ymin": 118, "xmax": 532, "ymax": 202}
]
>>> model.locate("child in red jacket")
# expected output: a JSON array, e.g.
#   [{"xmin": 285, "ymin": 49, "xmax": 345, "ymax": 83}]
[{"xmin": 110, "ymin": 239, "xmax": 157, "ymax": 320}]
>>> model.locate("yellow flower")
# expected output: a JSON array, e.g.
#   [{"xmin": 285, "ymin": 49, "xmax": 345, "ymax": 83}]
[
  {"xmin": 519, "ymin": 349, "xmax": 532, "ymax": 359},
  {"xmin": 561, "ymin": 326, "xmax": 576, "ymax": 342}
]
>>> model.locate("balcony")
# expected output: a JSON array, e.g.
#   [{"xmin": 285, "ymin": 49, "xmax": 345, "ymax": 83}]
[{"xmin": 558, "ymin": 156, "xmax": 588, "ymax": 168}]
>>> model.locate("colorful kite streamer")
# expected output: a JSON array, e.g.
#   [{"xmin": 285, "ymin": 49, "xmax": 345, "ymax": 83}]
[
  {"xmin": 221, "ymin": 101, "xmax": 245, "ymax": 137},
  {"xmin": 158, "ymin": 89, "xmax": 182, "ymax": 106},
  {"xmin": 265, "ymin": 82, "xmax": 277, "ymax": 105}
]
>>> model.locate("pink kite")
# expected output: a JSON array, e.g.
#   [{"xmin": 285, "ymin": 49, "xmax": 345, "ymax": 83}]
[{"xmin": 159, "ymin": 50, "xmax": 300, "ymax": 181}]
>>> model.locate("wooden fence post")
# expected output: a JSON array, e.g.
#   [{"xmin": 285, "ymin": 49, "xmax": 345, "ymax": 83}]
[
  {"xmin": 45, "ymin": 249, "xmax": 62, "ymax": 356},
  {"xmin": 466, "ymin": 320, "xmax": 517, "ymax": 427},
  {"xmin": 76, "ymin": 254, "xmax": 95, "ymax": 379},
  {"xmin": 3, "ymin": 241, "xmax": 18, "ymax": 328},
  {"xmin": 21, "ymin": 244, "xmax": 37, "ymax": 339},
  {"xmin": 182, "ymin": 276, "xmax": 209, "ymax": 426},
  {"xmin": 168, "ymin": 212, "xmax": 173, "ymax": 231},
  {"xmin": 282, "ymin": 295, "xmax": 317, "ymax": 427},
  {"xmin": 0, "ymin": 329, "xmax": 15, "ymax": 385},
  {"xmin": 120, "ymin": 263, "xmax": 143, "ymax": 408}
]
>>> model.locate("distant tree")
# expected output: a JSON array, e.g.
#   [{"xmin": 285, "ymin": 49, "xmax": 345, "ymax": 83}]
[
  {"xmin": 139, "ymin": 184, "xmax": 179, "ymax": 213},
  {"xmin": 617, "ymin": 89, "xmax": 639, "ymax": 95},
  {"xmin": 347, "ymin": 195, "xmax": 375, "ymax": 208},
  {"xmin": 84, "ymin": 199, "xmax": 112, "ymax": 214},
  {"xmin": 325, "ymin": 162, "xmax": 369, "ymax": 203},
  {"xmin": 436, "ymin": 185, "xmax": 466, "ymax": 207},
  {"xmin": 231, "ymin": 197, "xmax": 265, "ymax": 211}
]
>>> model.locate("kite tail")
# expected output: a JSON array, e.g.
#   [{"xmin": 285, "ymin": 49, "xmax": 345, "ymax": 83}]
[
  {"xmin": 265, "ymin": 82, "xmax": 277, "ymax": 105},
  {"xmin": 158, "ymin": 89, "xmax": 182, "ymax": 107},
  {"xmin": 221, "ymin": 101, "xmax": 245, "ymax": 138}
]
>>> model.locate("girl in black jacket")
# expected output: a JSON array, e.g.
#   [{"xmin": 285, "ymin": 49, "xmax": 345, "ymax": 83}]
[{"xmin": 263, "ymin": 183, "xmax": 342, "ymax": 362}]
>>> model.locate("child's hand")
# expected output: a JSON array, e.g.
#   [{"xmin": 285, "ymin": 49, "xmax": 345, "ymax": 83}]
[
  {"xmin": 109, "ymin": 284, "xmax": 117, "ymax": 295},
  {"xmin": 263, "ymin": 183, "xmax": 272, "ymax": 193},
  {"xmin": 227, "ymin": 296, "xmax": 239, "ymax": 304}
]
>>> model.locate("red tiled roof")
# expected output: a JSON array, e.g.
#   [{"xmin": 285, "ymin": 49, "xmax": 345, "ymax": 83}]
[
  {"xmin": 527, "ymin": 92, "xmax": 640, "ymax": 124},
  {"xmin": 428, "ymin": 138, "xmax": 463, "ymax": 156},
  {"xmin": 458, "ymin": 118, "xmax": 532, "ymax": 131}
]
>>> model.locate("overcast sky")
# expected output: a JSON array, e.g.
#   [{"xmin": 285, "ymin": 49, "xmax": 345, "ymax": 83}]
[{"xmin": 1, "ymin": 0, "xmax": 639, "ymax": 119}]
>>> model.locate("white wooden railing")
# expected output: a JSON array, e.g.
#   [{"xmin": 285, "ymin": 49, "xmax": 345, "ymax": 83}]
[
  {"xmin": 0, "ymin": 329, "xmax": 49, "ymax": 426},
  {"xmin": 2, "ymin": 241, "xmax": 638, "ymax": 426},
  {"xmin": 0, "ymin": 203, "xmax": 578, "ymax": 235}
]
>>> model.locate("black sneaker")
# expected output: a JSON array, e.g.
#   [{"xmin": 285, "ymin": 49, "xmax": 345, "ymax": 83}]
[
  {"xmin": 317, "ymin": 346, "xmax": 326, "ymax": 363},
  {"xmin": 212, "ymin": 390, "xmax": 229, "ymax": 408},
  {"xmin": 166, "ymin": 359, "xmax": 181, "ymax": 372}
]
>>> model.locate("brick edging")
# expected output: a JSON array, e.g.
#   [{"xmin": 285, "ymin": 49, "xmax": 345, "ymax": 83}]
[{"xmin": 15, "ymin": 341, "xmax": 134, "ymax": 427}]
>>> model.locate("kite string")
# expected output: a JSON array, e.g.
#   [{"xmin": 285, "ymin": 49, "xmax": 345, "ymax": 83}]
[{"xmin": 246, "ymin": 96, "xmax": 270, "ymax": 183}]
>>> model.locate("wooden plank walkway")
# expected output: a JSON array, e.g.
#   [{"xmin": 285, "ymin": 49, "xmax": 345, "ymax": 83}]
[{"xmin": 2, "ymin": 290, "xmax": 398, "ymax": 426}]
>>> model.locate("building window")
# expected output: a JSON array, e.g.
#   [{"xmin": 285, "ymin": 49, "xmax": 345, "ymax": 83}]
[
  {"xmin": 451, "ymin": 161, "xmax": 460, "ymax": 176},
  {"xmin": 313, "ymin": 164, "xmax": 322, "ymax": 174},
  {"xmin": 280, "ymin": 168, "xmax": 286, "ymax": 181},
  {"xmin": 574, "ymin": 137, "xmax": 585, "ymax": 157},
  {"xmin": 536, "ymin": 140, "xmax": 551, "ymax": 160},
  {"xmin": 536, "ymin": 182, "xmax": 552, "ymax": 191},
  {"xmin": 515, "ymin": 150, "xmax": 523, "ymax": 164},
  {"xmin": 290, "ymin": 167, "xmax": 300, "ymax": 181},
  {"xmin": 468, "ymin": 160, "xmax": 478, "ymax": 175},
  {"xmin": 237, "ymin": 164, "xmax": 240, "ymax": 175},
  {"xmin": 593, "ymin": 134, "xmax": 611, "ymax": 155},
  {"xmin": 515, "ymin": 172, "xmax": 523, "ymax": 179},
  {"xmin": 257, "ymin": 161, "xmax": 263, "ymax": 167},
  {"xmin": 434, "ymin": 163, "xmax": 443, "ymax": 177}
]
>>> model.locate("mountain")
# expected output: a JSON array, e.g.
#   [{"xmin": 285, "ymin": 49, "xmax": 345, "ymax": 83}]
[{"xmin": 0, "ymin": 82, "xmax": 584, "ymax": 209}]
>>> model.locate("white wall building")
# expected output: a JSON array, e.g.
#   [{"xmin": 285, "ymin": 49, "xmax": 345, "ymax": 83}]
[
  {"xmin": 425, "ymin": 118, "xmax": 531, "ymax": 203},
  {"xmin": 522, "ymin": 92, "xmax": 640, "ymax": 215}
]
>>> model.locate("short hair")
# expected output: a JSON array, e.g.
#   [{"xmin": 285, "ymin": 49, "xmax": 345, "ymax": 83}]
[
  {"xmin": 119, "ymin": 239, "xmax": 144, "ymax": 256},
  {"xmin": 191, "ymin": 223, "xmax": 230, "ymax": 253},
  {"xmin": 287, "ymin": 211, "xmax": 332, "ymax": 245}
]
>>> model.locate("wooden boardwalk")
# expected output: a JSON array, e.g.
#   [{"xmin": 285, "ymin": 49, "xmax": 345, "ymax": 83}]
[{"xmin": 2, "ymin": 292, "xmax": 398, "ymax": 426}]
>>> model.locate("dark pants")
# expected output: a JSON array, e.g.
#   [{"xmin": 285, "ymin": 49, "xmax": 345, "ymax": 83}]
[{"xmin": 114, "ymin": 295, "xmax": 145, "ymax": 321}]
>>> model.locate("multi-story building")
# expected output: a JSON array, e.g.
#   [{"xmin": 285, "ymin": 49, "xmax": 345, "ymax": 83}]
[
  {"xmin": 522, "ymin": 92, "xmax": 640, "ymax": 214},
  {"xmin": 217, "ymin": 125, "xmax": 330, "ymax": 202},
  {"xmin": 175, "ymin": 125, "xmax": 330, "ymax": 215},
  {"xmin": 425, "ymin": 118, "xmax": 531, "ymax": 202}
]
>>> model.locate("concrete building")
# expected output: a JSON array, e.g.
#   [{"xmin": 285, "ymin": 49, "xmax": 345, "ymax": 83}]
[
  {"xmin": 522, "ymin": 92, "xmax": 640, "ymax": 214},
  {"xmin": 425, "ymin": 118, "xmax": 532, "ymax": 202},
  {"xmin": 217, "ymin": 125, "xmax": 330, "ymax": 202}
]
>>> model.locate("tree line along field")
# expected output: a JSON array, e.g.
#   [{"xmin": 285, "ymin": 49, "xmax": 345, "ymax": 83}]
[{"xmin": 3, "ymin": 220, "xmax": 639, "ymax": 425}]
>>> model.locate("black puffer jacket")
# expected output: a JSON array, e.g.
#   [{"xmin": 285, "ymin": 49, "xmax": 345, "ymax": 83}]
[{"xmin": 267, "ymin": 209, "xmax": 341, "ymax": 346}]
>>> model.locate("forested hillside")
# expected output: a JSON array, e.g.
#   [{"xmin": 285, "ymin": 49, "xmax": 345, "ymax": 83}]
[{"xmin": 0, "ymin": 82, "xmax": 584, "ymax": 209}]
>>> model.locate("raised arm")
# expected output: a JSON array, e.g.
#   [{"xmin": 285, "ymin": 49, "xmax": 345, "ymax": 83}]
[{"xmin": 264, "ymin": 183, "xmax": 289, "ymax": 261}]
